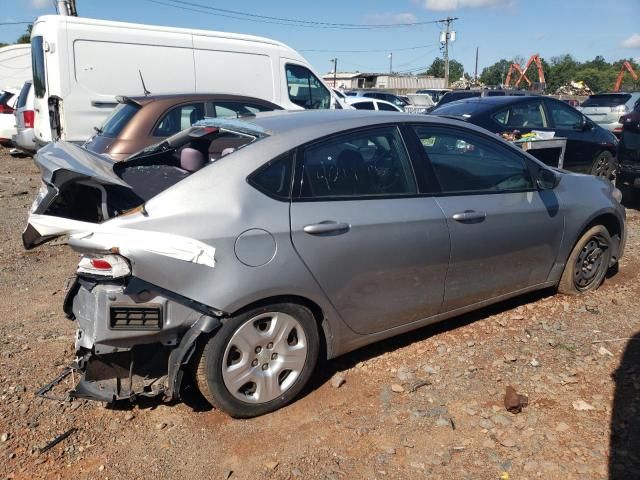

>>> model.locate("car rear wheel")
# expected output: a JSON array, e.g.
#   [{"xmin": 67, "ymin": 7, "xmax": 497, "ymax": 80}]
[
  {"xmin": 590, "ymin": 151, "xmax": 617, "ymax": 180},
  {"xmin": 558, "ymin": 225, "xmax": 612, "ymax": 295},
  {"xmin": 194, "ymin": 303, "xmax": 320, "ymax": 418}
]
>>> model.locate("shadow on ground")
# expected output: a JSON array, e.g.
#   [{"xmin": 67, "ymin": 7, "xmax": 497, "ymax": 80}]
[{"xmin": 610, "ymin": 330, "xmax": 640, "ymax": 478}]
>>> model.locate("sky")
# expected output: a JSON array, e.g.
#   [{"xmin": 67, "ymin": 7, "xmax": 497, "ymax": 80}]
[{"xmin": 1, "ymin": 0, "xmax": 639, "ymax": 77}]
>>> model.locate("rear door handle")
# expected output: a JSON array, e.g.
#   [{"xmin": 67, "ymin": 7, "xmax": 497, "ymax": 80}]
[
  {"xmin": 452, "ymin": 210, "xmax": 487, "ymax": 223},
  {"xmin": 303, "ymin": 221, "xmax": 351, "ymax": 235}
]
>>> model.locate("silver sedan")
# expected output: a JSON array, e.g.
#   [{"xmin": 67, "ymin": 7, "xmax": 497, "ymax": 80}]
[{"xmin": 24, "ymin": 110, "xmax": 625, "ymax": 417}]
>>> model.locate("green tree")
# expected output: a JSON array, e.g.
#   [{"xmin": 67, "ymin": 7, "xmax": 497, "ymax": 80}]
[
  {"xmin": 479, "ymin": 59, "xmax": 512, "ymax": 86},
  {"xmin": 16, "ymin": 24, "xmax": 32, "ymax": 44},
  {"xmin": 424, "ymin": 57, "xmax": 464, "ymax": 81}
]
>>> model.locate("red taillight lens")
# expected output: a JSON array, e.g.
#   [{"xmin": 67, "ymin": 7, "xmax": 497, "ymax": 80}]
[
  {"xmin": 23, "ymin": 110, "xmax": 34, "ymax": 128},
  {"xmin": 90, "ymin": 258, "xmax": 112, "ymax": 270},
  {"xmin": 0, "ymin": 104, "xmax": 14, "ymax": 114}
]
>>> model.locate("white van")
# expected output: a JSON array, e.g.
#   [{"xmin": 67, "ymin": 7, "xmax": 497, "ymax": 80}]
[
  {"xmin": 30, "ymin": 15, "xmax": 344, "ymax": 145},
  {"xmin": 0, "ymin": 44, "xmax": 32, "ymax": 91}
]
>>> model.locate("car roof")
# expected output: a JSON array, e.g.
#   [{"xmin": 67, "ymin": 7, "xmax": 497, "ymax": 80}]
[{"xmin": 117, "ymin": 93, "xmax": 281, "ymax": 108}]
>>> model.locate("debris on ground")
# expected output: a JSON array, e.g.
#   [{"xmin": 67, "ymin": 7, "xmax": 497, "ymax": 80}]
[{"xmin": 504, "ymin": 386, "xmax": 529, "ymax": 413}]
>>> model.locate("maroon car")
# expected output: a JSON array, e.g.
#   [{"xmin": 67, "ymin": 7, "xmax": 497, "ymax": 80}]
[{"xmin": 83, "ymin": 94, "xmax": 282, "ymax": 161}]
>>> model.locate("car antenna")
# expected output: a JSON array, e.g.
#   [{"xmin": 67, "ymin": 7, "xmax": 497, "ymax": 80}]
[{"xmin": 138, "ymin": 70, "xmax": 151, "ymax": 97}]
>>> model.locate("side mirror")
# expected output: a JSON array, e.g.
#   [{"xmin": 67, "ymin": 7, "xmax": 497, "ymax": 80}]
[
  {"xmin": 575, "ymin": 116, "xmax": 591, "ymax": 131},
  {"xmin": 536, "ymin": 169, "xmax": 559, "ymax": 190}
]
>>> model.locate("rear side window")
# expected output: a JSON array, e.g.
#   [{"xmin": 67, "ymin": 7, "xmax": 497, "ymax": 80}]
[
  {"xmin": 413, "ymin": 126, "xmax": 534, "ymax": 194},
  {"xmin": 297, "ymin": 126, "xmax": 416, "ymax": 199},
  {"xmin": 378, "ymin": 102, "xmax": 399, "ymax": 111},
  {"xmin": 99, "ymin": 103, "xmax": 140, "ymax": 138},
  {"xmin": 31, "ymin": 36, "xmax": 46, "ymax": 99},
  {"xmin": 154, "ymin": 103, "xmax": 205, "ymax": 137},
  {"xmin": 0, "ymin": 91, "xmax": 15, "ymax": 106},
  {"xmin": 213, "ymin": 101, "xmax": 278, "ymax": 119},
  {"xmin": 353, "ymin": 101, "xmax": 375, "ymax": 110},
  {"xmin": 285, "ymin": 64, "xmax": 331, "ymax": 110},
  {"xmin": 249, "ymin": 153, "xmax": 293, "ymax": 200},
  {"xmin": 492, "ymin": 101, "xmax": 548, "ymax": 129},
  {"xmin": 582, "ymin": 94, "xmax": 631, "ymax": 107},
  {"xmin": 16, "ymin": 82, "xmax": 32, "ymax": 109}
]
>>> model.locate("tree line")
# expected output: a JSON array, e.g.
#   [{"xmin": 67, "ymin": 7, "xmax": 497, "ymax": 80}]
[{"xmin": 0, "ymin": 25, "xmax": 32, "ymax": 48}]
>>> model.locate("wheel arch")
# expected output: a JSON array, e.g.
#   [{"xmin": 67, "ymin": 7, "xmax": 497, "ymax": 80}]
[{"xmin": 573, "ymin": 210, "xmax": 623, "ymax": 265}]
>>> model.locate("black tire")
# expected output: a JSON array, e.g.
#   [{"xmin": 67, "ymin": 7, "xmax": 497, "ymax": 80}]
[
  {"xmin": 558, "ymin": 225, "xmax": 612, "ymax": 295},
  {"xmin": 194, "ymin": 303, "xmax": 320, "ymax": 418},
  {"xmin": 590, "ymin": 151, "xmax": 617, "ymax": 180}
]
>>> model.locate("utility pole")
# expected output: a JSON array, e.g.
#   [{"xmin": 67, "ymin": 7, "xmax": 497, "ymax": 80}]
[
  {"xmin": 474, "ymin": 46, "xmax": 478, "ymax": 82},
  {"xmin": 388, "ymin": 52, "xmax": 393, "ymax": 74},
  {"xmin": 439, "ymin": 16, "xmax": 458, "ymax": 87},
  {"xmin": 330, "ymin": 58, "xmax": 338, "ymax": 88}
]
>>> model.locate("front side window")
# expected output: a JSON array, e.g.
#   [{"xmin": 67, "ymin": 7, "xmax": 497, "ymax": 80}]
[
  {"xmin": 213, "ymin": 101, "xmax": 277, "ymax": 119},
  {"xmin": 153, "ymin": 103, "xmax": 205, "ymax": 137},
  {"xmin": 546, "ymin": 100, "xmax": 583, "ymax": 129},
  {"xmin": 31, "ymin": 36, "xmax": 46, "ymax": 99},
  {"xmin": 285, "ymin": 64, "xmax": 331, "ymax": 110},
  {"xmin": 298, "ymin": 126, "xmax": 416, "ymax": 199},
  {"xmin": 492, "ymin": 101, "xmax": 548, "ymax": 129},
  {"xmin": 413, "ymin": 126, "xmax": 534, "ymax": 194}
]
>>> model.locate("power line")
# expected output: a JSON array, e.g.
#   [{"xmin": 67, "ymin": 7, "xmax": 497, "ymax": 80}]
[
  {"xmin": 300, "ymin": 43, "xmax": 438, "ymax": 53},
  {"xmin": 145, "ymin": 0, "xmax": 442, "ymax": 29},
  {"xmin": 0, "ymin": 22, "xmax": 32, "ymax": 26}
]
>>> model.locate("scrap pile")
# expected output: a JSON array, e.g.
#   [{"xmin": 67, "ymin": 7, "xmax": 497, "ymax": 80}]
[
  {"xmin": 555, "ymin": 80, "xmax": 592, "ymax": 96},
  {"xmin": 449, "ymin": 77, "xmax": 486, "ymax": 89}
]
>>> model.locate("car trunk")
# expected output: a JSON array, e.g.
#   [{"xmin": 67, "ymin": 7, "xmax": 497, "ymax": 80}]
[
  {"xmin": 581, "ymin": 94, "xmax": 631, "ymax": 124},
  {"xmin": 23, "ymin": 119, "xmax": 266, "ymax": 249}
]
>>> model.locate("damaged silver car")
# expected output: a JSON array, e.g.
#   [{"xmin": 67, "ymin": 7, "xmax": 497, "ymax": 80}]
[{"xmin": 24, "ymin": 111, "xmax": 626, "ymax": 418}]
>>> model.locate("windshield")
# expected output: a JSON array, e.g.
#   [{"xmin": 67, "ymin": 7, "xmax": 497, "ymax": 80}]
[
  {"xmin": 582, "ymin": 94, "xmax": 631, "ymax": 108},
  {"xmin": 437, "ymin": 91, "xmax": 480, "ymax": 106},
  {"xmin": 99, "ymin": 102, "xmax": 141, "ymax": 138},
  {"xmin": 432, "ymin": 101, "xmax": 486, "ymax": 117}
]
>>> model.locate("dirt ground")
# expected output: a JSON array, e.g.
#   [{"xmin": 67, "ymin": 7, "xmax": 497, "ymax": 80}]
[{"xmin": 0, "ymin": 146, "xmax": 639, "ymax": 480}]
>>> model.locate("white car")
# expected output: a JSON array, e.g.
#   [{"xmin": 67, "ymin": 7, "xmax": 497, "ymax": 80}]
[
  {"xmin": 0, "ymin": 88, "xmax": 20, "ymax": 146},
  {"xmin": 12, "ymin": 81, "xmax": 36, "ymax": 153},
  {"xmin": 346, "ymin": 97, "xmax": 404, "ymax": 112}
]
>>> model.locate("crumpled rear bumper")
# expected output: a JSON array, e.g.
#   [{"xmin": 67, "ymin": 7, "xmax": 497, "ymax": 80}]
[{"xmin": 40, "ymin": 276, "xmax": 221, "ymax": 403}]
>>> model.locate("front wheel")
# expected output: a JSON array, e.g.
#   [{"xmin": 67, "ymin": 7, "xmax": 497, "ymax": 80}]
[
  {"xmin": 194, "ymin": 303, "xmax": 320, "ymax": 418},
  {"xmin": 558, "ymin": 225, "xmax": 612, "ymax": 295},
  {"xmin": 590, "ymin": 151, "xmax": 617, "ymax": 181}
]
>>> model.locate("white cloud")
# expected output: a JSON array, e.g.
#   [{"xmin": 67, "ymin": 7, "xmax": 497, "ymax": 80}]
[
  {"xmin": 621, "ymin": 33, "xmax": 640, "ymax": 49},
  {"xmin": 419, "ymin": 0, "xmax": 509, "ymax": 11},
  {"xmin": 30, "ymin": 0, "xmax": 50, "ymax": 8},
  {"xmin": 363, "ymin": 12, "xmax": 419, "ymax": 25}
]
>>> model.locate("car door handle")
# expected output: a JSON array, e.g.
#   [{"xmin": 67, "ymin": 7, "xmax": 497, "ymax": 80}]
[
  {"xmin": 303, "ymin": 221, "xmax": 351, "ymax": 235},
  {"xmin": 452, "ymin": 210, "xmax": 487, "ymax": 223}
]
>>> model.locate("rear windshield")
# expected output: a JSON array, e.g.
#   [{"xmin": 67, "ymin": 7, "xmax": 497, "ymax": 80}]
[
  {"xmin": 0, "ymin": 91, "xmax": 14, "ymax": 106},
  {"xmin": 438, "ymin": 91, "xmax": 480, "ymax": 106},
  {"xmin": 17, "ymin": 82, "xmax": 31, "ymax": 109},
  {"xmin": 32, "ymin": 36, "xmax": 46, "ymax": 99},
  {"xmin": 582, "ymin": 94, "xmax": 631, "ymax": 107},
  {"xmin": 432, "ymin": 101, "xmax": 486, "ymax": 117},
  {"xmin": 99, "ymin": 102, "xmax": 141, "ymax": 138}
]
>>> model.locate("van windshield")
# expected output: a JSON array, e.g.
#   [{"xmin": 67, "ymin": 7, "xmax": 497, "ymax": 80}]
[
  {"xmin": 32, "ymin": 36, "xmax": 46, "ymax": 99},
  {"xmin": 99, "ymin": 102, "xmax": 141, "ymax": 137}
]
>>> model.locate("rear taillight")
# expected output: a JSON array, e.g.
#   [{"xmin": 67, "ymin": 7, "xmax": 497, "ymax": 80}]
[
  {"xmin": 23, "ymin": 110, "xmax": 34, "ymax": 128},
  {"xmin": 77, "ymin": 254, "xmax": 131, "ymax": 279},
  {"xmin": 613, "ymin": 105, "xmax": 629, "ymax": 114},
  {"xmin": 0, "ymin": 104, "xmax": 14, "ymax": 114}
]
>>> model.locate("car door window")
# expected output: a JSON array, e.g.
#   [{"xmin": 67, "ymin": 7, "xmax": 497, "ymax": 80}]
[
  {"xmin": 285, "ymin": 64, "xmax": 331, "ymax": 110},
  {"xmin": 377, "ymin": 102, "xmax": 399, "ymax": 111},
  {"xmin": 353, "ymin": 101, "xmax": 375, "ymax": 110},
  {"xmin": 492, "ymin": 101, "xmax": 548, "ymax": 129},
  {"xmin": 297, "ymin": 126, "xmax": 416, "ymax": 198},
  {"xmin": 546, "ymin": 100, "xmax": 583, "ymax": 129},
  {"xmin": 413, "ymin": 126, "xmax": 534, "ymax": 194},
  {"xmin": 213, "ymin": 101, "xmax": 276, "ymax": 119},
  {"xmin": 154, "ymin": 103, "xmax": 205, "ymax": 136}
]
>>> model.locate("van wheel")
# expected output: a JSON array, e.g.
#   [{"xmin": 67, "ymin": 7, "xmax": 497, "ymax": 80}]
[
  {"xmin": 558, "ymin": 225, "xmax": 612, "ymax": 295},
  {"xmin": 194, "ymin": 303, "xmax": 319, "ymax": 418},
  {"xmin": 590, "ymin": 151, "xmax": 617, "ymax": 180}
]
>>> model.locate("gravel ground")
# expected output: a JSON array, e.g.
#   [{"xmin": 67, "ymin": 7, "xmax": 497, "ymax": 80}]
[{"xmin": 0, "ymin": 146, "xmax": 639, "ymax": 479}]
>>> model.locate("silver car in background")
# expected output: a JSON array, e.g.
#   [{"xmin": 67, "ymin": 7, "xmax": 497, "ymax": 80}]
[
  {"xmin": 24, "ymin": 110, "xmax": 625, "ymax": 418},
  {"xmin": 12, "ymin": 81, "xmax": 37, "ymax": 153},
  {"xmin": 579, "ymin": 92, "xmax": 640, "ymax": 137}
]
